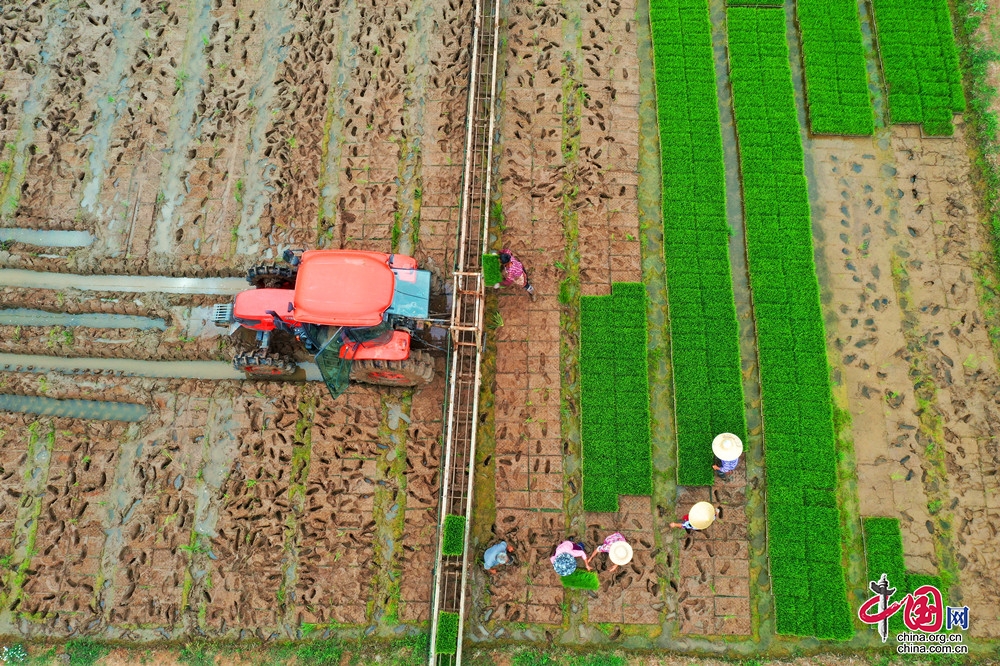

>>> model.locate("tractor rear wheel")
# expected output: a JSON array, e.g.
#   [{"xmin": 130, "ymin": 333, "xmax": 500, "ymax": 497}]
[
  {"xmin": 235, "ymin": 350, "xmax": 298, "ymax": 378},
  {"xmin": 247, "ymin": 264, "xmax": 297, "ymax": 289},
  {"xmin": 350, "ymin": 350, "xmax": 435, "ymax": 387}
]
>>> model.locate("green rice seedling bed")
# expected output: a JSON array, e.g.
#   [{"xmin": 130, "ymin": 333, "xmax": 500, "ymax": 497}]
[
  {"xmin": 862, "ymin": 517, "xmax": 944, "ymax": 634},
  {"xmin": 560, "ymin": 570, "xmax": 600, "ymax": 590},
  {"xmin": 728, "ymin": 7, "xmax": 852, "ymax": 640},
  {"xmin": 727, "ymin": 0, "xmax": 782, "ymax": 6},
  {"xmin": 649, "ymin": 0, "xmax": 747, "ymax": 487},
  {"xmin": 870, "ymin": 0, "xmax": 964, "ymax": 135},
  {"xmin": 580, "ymin": 283, "xmax": 652, "ymax": 512},
  {"xmin": 796, "ymin": 0, "xmax": 874, "ymax": 135},
  {"xmin": 482, "ymin": 254, "xmax": 502, "ymax": 286},
  {"xmin": 442, "ymin": 514, "xmax": 466, "ymax": 556},
  {"xmin": 435, "ymin": 611, "xmax": 460, "ymax": 655}
]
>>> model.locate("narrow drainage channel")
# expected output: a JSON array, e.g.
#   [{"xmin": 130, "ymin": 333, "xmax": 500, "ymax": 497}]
[
  {"xmin": 0, "ymin": 269, "xmax": 247, "ymax": 295},
  {"xmin": 0, "ymin": 309, "xmax": 167, "ymax": 331},
  {"xmin": 0, "ymin": 394, "xmax": 148, "ymax": 421},
  {"xmin": 0, "ymin": 353, "xmax": 322, "ymax": 382},
  {"xmin": 708, "ymin": 0, "xmax": 773, "ymax": 645},
  {"xmin": 0, "ymin": 229, "xmax": 96, "ymax": 247}
]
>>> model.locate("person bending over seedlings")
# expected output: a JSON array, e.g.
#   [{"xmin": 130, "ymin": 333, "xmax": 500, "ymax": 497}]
[
  {"xmin": 495, "ymin": 249, "xmax": 536, "ymax": 301},
  {"xmin": 483, "ymin": 540, "xmax": 514, "ymax": 576},
  {"xmin": 550, "ymin": 539, "xmax": 590, "ymax": 571},
  {"xmin": 669, "ymin": 501, "xmax": 720, "ymax": 534},
  {"xmin": 586, "ymin": 532, "xmax": 633, "ymax": 573}
]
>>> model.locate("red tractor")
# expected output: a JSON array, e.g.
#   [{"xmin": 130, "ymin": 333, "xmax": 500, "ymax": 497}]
[{"xmin": 214, "ymin": 249, "xmax": 436, "ymax": 398}]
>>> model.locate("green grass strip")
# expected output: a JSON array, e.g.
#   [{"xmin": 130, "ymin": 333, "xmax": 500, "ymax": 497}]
[
  {"xmin": 441, "ymin": 514, "xmax": 466, "ymax": 556},
  {"xmin": 862, "ymin": 517, "xmax": 945, "ymax": 634},
  {"xmin": 482, "ymin": 254, "xmax": 502, "ymax": 286},
  {"xmin": 560, "ymin": 569, "xmax": 600, "ymax": 590},
  {"xmin": 435, "ymin": 611, "xmax": 460, "ymax": 655},
  {"xmin": 796, "ymin": 0, "xmax": 874, "ymax": 135},
  {"xmin": 649, "ymin": 0, "xmax": 747, "ymax": 487},
  {"xmin": 580, "ymin": 283, "xmax": 652, "ymax": 511},
  {"xmin": 728, "ymin": 7, "xmax": 852, "ymax": 640},
  {"xmin": 871, "ymin": 0, "xmax": 965, "ymax": 135},
  {"xmin": 727, "ymin": 0, "xmax": 782, "ymax": 5}
]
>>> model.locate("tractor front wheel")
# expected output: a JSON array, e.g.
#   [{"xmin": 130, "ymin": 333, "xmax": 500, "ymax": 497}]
[
  {"xmin": 350, "ymin": 351, "xmax": 435, "ymax": 387},
  {"xmin": 247, "ymin": 264, "xmax": 297, "ymax": 289},
  {"xmin": 235, "ymin": 350, "xmax": 298, "ymax": 378}
]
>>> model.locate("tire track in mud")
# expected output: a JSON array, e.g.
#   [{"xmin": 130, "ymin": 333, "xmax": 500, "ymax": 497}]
[
  {"xmin": 0, "ymin": 4, "xmax": 52, "ymax": 224},
  {"xmin": 0, "ymin": 1, "xmax": 69, "ymax": 221},
  {"xmin": 167, "ymin": 0, "xmax": 301, "ymax": 271}
]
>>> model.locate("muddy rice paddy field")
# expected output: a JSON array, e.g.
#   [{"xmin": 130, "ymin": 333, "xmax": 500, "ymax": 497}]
[{"xmin": 0, "ymin": 0, "xmax": 999, "ymax": 661}]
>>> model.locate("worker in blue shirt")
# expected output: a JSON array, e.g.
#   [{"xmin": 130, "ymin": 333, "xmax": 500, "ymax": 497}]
[{"xmin": 483, "ymin": 541, "xmax": 514, "ymax": 575}]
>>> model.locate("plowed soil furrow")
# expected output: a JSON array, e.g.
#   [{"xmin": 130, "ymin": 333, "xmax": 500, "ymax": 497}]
[
  {"xmin": 487, "ymin": 0, "xmax": 569, "ymax": 627},
  {"xmin": 293, "ymin": 389, "xmax": 382, "ymax": 626},
  {"xmin": 18, "ymin": 0, "xmax": 134, "ymax": 231},
  {"xmin": 0, "ymin": 2, "xmax": 65, "ymax": 223},
  {"xmin": 18, "ymin": 422, "xmax": 126, "ymax": 634},
  {"xmin": 410, "ymin": 0, "xmax": 471, "ymax": 274},
  {"xmin": 157, "ymin": 0, "xmax": 277, "ymax": 271},
  {"xmin": 577, "ymin": 0, "xmax": 642, "ymax": 295},
  {"xmin": 398, "ymin": 378, "xmax": 443, "ymax": 623},
  {"xmin": 90, "ymin": 1, "xmax": 199, "ymax": 274},
  {"xmin": 0, "ymin": 414, "xmax": 35, "ymax": 578},
  {"xmin": 256, "ymin": 0, "xmax": 346, "ymax": 254},
  {"xmin": 203, "ymin": 390, "xmax": 299, "ymax": 633},
  {"xmin": 328, "ymin": 1, "xmax": 419, "ymax": 255},
  {"xmin": 889, "ymin": 126, "xmax": 1000, "ymax": 638}
]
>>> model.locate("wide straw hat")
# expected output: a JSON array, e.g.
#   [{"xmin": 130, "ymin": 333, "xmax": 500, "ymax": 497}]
[
  {"xmin": 608, "ymin": 540, "xmax": 633, "ymax": 566},
  {"xmin": 712, "ymin": 432, "xmax": 744, "ymax": 462},
  {"xmin": 552, "ymin": 552, "xmax": 577, "ymax": 576},
  {"xmin": 495, "ymin": 551, "xmax": 508, "ymax": 565},
  {"xmin": 688, "ymin": 501, "xmax": 717, "ymax": 530}
]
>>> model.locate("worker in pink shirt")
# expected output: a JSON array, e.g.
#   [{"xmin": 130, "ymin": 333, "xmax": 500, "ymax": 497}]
[
  {"xmin": 550, "ymin": 539, "xmax": 590, "ymax": 574},
  {"xmin": 496, "ymin": 249, "xmax": 536, "ymax": 301}
]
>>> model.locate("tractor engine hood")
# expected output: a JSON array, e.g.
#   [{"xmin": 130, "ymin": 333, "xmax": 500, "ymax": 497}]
[{"xmin": 292, "ymin": 250, "xmax": 397, "ymax": 327}]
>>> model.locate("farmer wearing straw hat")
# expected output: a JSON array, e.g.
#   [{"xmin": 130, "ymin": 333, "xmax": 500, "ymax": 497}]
[
  {"xmin": 712, "ymin": 432, "xmax": 744, "ymax": 481},
  {"xmin": 483, "ymin": 540, "xmax": 513, "ymax": 575},
  {"xmin": 669, "ymin": 501, "xmax": 720, "ymax": 533},
  {"xmin": 585, "ymin": 532, "xmax": 633, "ymax": 573},
  {"xmin": 550, "ymin": 539, "xmax": 590, "ymax": 575}
]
